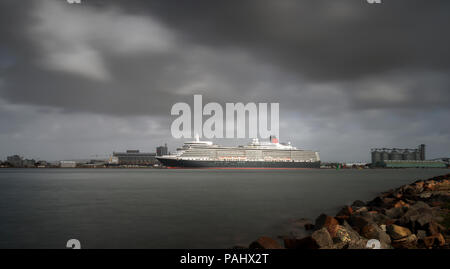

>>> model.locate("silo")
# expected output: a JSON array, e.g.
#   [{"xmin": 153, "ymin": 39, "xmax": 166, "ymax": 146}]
[
  {"xmin": 414, "ymin": 150, "xmax": 421, "ymax": 161},
  {"xmin": 402, "ymin": 150, "xmax": 410, "ymax": 160},
  {"xmin": 403, "ymin": 150, "xmax": 415, "ymax": 160},
  {"xmin": 372, "ymin": 150, "xmax": 381, "ymax": 163},
  {"xmin": 381, "ymin": 150, "xmax": 390, "ymax": 161},
  {"xmin": 419, "ymin": 144, "xmax": 426, "ymax": 160},
  {"xmin": 389, "ymin": 149, "xmax": 402, "ymax": 160}
]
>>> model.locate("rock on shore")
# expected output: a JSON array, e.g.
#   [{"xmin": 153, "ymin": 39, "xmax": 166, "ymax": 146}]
[{"xmin": 247, "ymin": 173, "xmax": 450, "ymax": 249}]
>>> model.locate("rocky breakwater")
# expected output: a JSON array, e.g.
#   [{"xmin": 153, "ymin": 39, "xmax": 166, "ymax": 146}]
[{"xmin": 247, "ymin": 173, "xmax": 450, "ymax": 249}]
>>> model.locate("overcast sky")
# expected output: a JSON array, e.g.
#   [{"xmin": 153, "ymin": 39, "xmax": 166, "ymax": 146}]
[{"xmin": 0, "ymin": 0, "xmax": 449, "ymax": 162}]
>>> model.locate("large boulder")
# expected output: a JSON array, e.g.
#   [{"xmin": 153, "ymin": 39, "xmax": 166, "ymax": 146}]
[
  {"xmin": 315, "ymin": 214, "xmax": 339, "ymax": 237},
  {"xmin": 384, "ymin": 207, "xmax": 405, "ymax": 219},
  {"xmin": 249, "ymin": 236, "xmax": 283, "ymax": 249},
  {"xmin": 423, "ymin": 233, "xmax": 446, "ymax": 248},
  {"xmin": 343, "ymin": 221, "xmax": 363, "ymax": 240},
  {"xmin": 386, "ymin": 224, "xmax": 412, "ymax": 240},
  {"xmin": 349, "ymin": 215, "xmax": 373, "ymax": 233},
  {"xmin": 311, "ymin": 228, "xmax": 334, "ymax": 249},
  {"xmin": 342, "ymin": 221, "xmax": 370, "ymax": 249},
  {"xmin": 395, "ymin": 201, "xmax": 435, "ymax": 232},
  {"xmin": 424, "ymin": 221, "xmax": 444, "ymax": 236},
  {"xmin": 360, "ymin": 223, "xmax": 391, "ymax": 248},
  {"xmin": 394, "ymin": 204, "xmax": 434, "ymax": 232},
  {"xmin": 332, "ymin": 225, "xmax": 352, "ymax": 245},
  {"xmin": 391, "ymin": 234, "xmax": 418, "ymax": 249}
]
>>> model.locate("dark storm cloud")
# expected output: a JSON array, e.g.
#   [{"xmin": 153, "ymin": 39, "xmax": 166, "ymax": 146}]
[
  {"xmin": 113, "ymin": 0, "xmax": 450, "ymax": 80},
  {"xmin": 1, "ymin": 0, "xmax": 287, "ymax": 115},
  {"xmin": 0, "ymin": 0, "xmax": 449, "ymax": 116}
]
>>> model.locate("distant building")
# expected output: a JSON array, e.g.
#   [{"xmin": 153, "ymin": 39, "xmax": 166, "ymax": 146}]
[
  {"xmin": 6, "ymin": 155, "xmax": 24, "ymax": 168},
  {"xmin": 60, "ymin": 161, "xmax": 77, "ymax": 168},
  {"xmin": 371, "ymin": 144, "xmax": 426, "ymax": 165},
  {"xmin": 22, "ymin": 159, "xmax": 36, "ymax": 168},
  {"xmin": 156, "ymin": 144, "xmax": 168, "ymax": 156},
  {"xmin": 113, "ymin": 150, "xmax": 157, "ymax": 165},
  {"xmin": 5, "ymin": 155, "xmax": 37, "ymax": 168},
  {"xmin": 36, "ymin": 160, "xmax": 49, "ymax": 168},
  {"xmin": 370, "ymin": 144, "xmax": 447, "ymax": 168}
]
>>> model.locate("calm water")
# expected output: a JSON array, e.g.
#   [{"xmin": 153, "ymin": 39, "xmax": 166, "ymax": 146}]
[{"xmin": 0, "ymin": 168, "xmax": 448, "ymax": 249}]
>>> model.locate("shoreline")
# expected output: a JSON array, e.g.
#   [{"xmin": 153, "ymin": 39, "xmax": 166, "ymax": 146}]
[{"xmin": 247, "ymin": 173, "xmax": 450, "ymax": 249}]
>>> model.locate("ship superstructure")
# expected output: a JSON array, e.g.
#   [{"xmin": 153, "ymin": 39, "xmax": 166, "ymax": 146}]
[{"xmin": 156, "ymin": 135, "xmax": 320, "ymax": 168}]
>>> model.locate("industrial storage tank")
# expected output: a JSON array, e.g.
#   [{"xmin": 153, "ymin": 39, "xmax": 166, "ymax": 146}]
[
  {"xmin": 414, "ymin": 150, "xmax": 421, "ymax": 160},
  {"xmin": 370, "ymin": 144, "xmax": 426, "ymax": 166},
  {"xmin": 381, "ymin": 150, "xmax": 390, "ymax": 161},
  {"xmin": 389, "ymin": 149, "xmax": 403, "ymax": 160},
  {"xmin": 402, "ymin": 150, "xmax": 415, "ymax": 160},
  {"xmin": 372, "ymin": 150, "xmax": 381, "ymax": 163},
  {"xmin": 419, "ymin": 144, "xmax": 426, "ymax": 160}
]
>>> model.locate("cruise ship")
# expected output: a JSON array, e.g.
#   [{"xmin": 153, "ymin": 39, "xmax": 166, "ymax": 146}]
[{"xmin": 156, "ymin": 135, "xmax": 320, "ymax": 169}]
